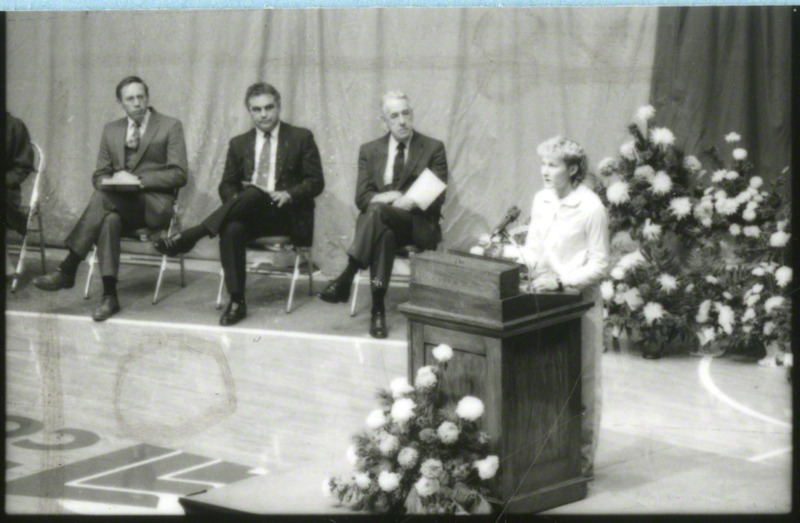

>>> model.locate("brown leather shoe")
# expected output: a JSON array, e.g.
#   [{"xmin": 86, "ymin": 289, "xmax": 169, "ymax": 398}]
[
  {"xmin": 220, "ymin": 301, "xmax": 247, "ymax": 326},
  {"xmin": 369, "ymin": 310, "xmax": 388, "ymax": 339},
  {"xmin": 92, "ymin": 295, "xmax": 121, "ymax": 322},
  {"xmin": 33, "ymin": 269, "xmax": 75, "ymax": 291}
]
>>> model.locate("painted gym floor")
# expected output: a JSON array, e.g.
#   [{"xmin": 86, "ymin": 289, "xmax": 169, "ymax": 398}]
[{"xmin": 5, "ymin": 259, "xmax": 793, "ymax": 514}]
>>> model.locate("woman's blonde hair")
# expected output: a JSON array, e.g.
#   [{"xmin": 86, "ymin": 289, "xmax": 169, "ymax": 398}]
[{"xmin": 537, "ymin": 136, "xmax": 588, "ymax": 186}]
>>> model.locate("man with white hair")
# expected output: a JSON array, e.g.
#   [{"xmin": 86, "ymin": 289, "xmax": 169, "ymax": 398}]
[{"xmin": 319, "ymin": 91, "xmax": 448, "ymax": 338}]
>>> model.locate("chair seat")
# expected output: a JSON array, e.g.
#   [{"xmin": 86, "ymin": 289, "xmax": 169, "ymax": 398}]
[
  {"xmin": 123, "ymin": 228, "xmax": 164, "ymax": 242},
  {"xmin": 246, "ymin": 236, "xmax": 293, "ymax": 251}
]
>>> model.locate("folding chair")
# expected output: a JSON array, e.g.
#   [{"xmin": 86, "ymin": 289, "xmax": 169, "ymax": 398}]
[
  {"xmin": 10, "ymin": 143, "xmax": 47, "ymax": 293},
  {"xmin": 349, "ymin": 244, "xmax": 422, "ymax": 317},
  {"xmin": 215, "ymin": 236, "xmax": 315, "ymax": 314},
  {"xmin": 83, "ymin": 198, "xmax": 186, "ymax": 304}
]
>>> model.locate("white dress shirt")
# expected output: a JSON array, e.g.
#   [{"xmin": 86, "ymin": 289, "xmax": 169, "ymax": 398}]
[
  {"xmin": 519, "ymin": 183, "xmax": 609, "ymax": 288},
  {"xmin": 251, "ymin": 121, "xmax": 280, "ymax": 192},
  {"xmin": 126, "ymin": 108, "xmax": 151, "ymax": 146},
  {"xmin": 383, "ymin": 132, "xmax": 412, "ymax": 186}
]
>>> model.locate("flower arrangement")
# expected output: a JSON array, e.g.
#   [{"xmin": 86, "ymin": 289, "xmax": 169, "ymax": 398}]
[{"xmin": 323, "ymin": 344, "xmax": 498, "ymax": 514}]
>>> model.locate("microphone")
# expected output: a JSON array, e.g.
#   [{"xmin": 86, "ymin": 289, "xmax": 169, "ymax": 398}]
[{"xmin": 491, "ymin": 206, "xmax": 521, "ymax": 238}]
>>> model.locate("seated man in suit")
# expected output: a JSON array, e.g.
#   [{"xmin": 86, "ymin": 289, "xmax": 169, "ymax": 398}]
[
  {"xmin": 34, "ymin": 76, "xmax": 188, "ymax": 321},
  {"xmin": 319, "ymin": 91, "xmax": 448, "ymax": 338},
  {"xmin": 153, "ymin": 82, "xmax": 325, "ymax": 326},
  {"xmin": 5, "ymin": 111, "xmax": 36, "ymax": 277}
]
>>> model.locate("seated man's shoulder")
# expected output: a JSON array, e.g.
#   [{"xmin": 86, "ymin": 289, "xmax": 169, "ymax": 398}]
[{"xmin": 150, "ymin": 110, "xmax": 183, "ymax": 127}]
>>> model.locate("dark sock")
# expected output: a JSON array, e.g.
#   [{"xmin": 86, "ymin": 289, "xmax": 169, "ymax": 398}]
[
  {"xmin": 371, "ymin": 289, "xmax": 386, "ymax": 314},
  {"xmin": 230, "ymin": 292, "xmax": 245, "ymax": 304},
  {"xmin": 102, "ymin": 276, "xmax": 117, "ymax": 298},
  {"xmin": 58, "ymin": 250, "xmax": 82, "ymax": 278}
]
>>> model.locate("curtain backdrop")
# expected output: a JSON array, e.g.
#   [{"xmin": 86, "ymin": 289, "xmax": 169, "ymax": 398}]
[
  {"xmin": 650, "ymin": 6, "xmax": 791, "ymax": 187},
  {"xmin": 7, "ymin": 8, "xmax": 657, "ymax": 274}
]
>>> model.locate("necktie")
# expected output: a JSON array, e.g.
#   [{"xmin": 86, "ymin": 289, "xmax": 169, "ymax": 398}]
[
  {"xmin": 128, "ymin": 121, "xmax": 141, "ymax": 150},
  {"xmin": 392, "ymin": 141, "xmax": 406, "ymax": 188},
  {"xmin": 255, "ymin": 131, "xmax": 272, "ymax": 188}
]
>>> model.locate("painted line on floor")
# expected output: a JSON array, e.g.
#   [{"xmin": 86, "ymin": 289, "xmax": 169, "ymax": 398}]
[
  {"xmin": 5, "ymin": 310, "xmax": 407, "ymax": 348},
  {"xmin": 698, "ymin": 356, "xmax": 791, "ymax": 429},
  {"xmin": 747, "ymin": 446, "xmax": 792, "ymax": 463}
]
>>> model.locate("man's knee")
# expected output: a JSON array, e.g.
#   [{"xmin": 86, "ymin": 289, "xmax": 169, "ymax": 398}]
[
  {"xmin": 100, "ymin": 212, "xmax": 123, "ymax": 231},
  {"xmin": 220, "ymin": 220, "xmax": 247, "ymax": 239}
]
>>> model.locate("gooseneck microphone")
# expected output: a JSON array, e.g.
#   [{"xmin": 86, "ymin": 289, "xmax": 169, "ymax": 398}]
[{"xmin": 491, "ymin": 206, "xmax": 521, "ymax": 238}]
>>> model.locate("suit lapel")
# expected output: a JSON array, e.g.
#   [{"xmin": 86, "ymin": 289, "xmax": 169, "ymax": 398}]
[
  {"xmin": 397, "ymin": 133, "xmax": 424, "ymax": 189},
  {"xmin": 113, "ymin": 118, "xmax": 128, "ymax": 169},
  {"xmin": 275, "ymin": 122, "xmax": 290, "ymax": 183},
  {"xmin": 374, "ymin": 135, "xmax": 390, "ymax": 190},
  {"xmin": 244, "ymin": 128, "xmax": 257, "ymax": 179},
  {"xmin": 129, "ymin": 110, "xmax": 159, "ymax": 171}
]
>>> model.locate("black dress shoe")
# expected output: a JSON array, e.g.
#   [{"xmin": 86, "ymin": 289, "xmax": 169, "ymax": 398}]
[
  {"xmin": 153, "ymin": 235, "xmax": 192, "ymax": 257},
  {"xmin": 318, "ymin": 278, "xmax": 351, "ymax": 303},
  {"xmin": 369, "ymin": 310, "xmax": 388, "ymax": 339},
  {"xmin": 33, "ymin": 269, "xmax": 75, "ymax": 291},
  {"xmin": 220, "ymin": 301, "xmax": 247, "ymax": 326},
  {"xmin": 92, "ymin": 295, "xmax": 121, "ymax": 322},
  {"xmin": 642, "ymin": 351, "xmax": 662, "ymax": 360}
]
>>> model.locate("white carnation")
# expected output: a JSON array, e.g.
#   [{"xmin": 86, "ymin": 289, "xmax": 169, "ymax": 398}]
[
  {"xmin": 397, "ymin": 447, "xmax": 419, "ymax": 468},
  {"xmin": 606, "ymin": 181, "xmax": 631, "ymax": 205},
  {"xmin": 724, "ymin": 132, "xmax": 741, "ymax": 143},
  {"xmin": 650, "ymin": 171, "xmax": 673, "ymax": 195},
  {"xmin": 378, "ymin": 432, "xmax": 400, "ymax": 456},
  {"xmin": 414, "ymin": 477, "xmax": 440, "ymax": 497},
  {"xmin": 705, "ymin": 275, "xmax": 719, "ymax": 284},
  {"xmin": 775, "ymin": 266, "xmax": 792, "ymax": 288},
  {"xmin": 696, "ymin": 299, "xmax": 712, "ymax": 323},
  {"xmin": 390, "ymin": 398, "xmax": 416, "ymax": 424},
  {"xmin": 634, "ymin": 165, "xmax": 655, "ymax": 180},
  {"xmin": 711, "ymin": 170, "xmax": 728, "ymax": 183},
  {"xmin": 366, "ymin": 409, "xmax": 388, "ymax": 430},
  {"xmin": 657, "ymin": 273, "xmax": 678, "ymax": 293},
  {"xmin": 729, "ymin": 224, "xmax": 741, "ymax": 236},
  {"xmin": 355, "ymin": 472, "xmax": 371, "ymax": 489},
  {"xmin": 725, "ymin": 170, "xmax": 740, "ymax": 180},
  {"xmin": 764, "ymin": 296, "xmax": 786, "ymax": 314},
  {"xmin": 611, "ymin": 266, "xmax": 626, "ymax": 280},
  {"xmin": 622, "ymin": 287, "xmax": 644, "ymax": 311},
  {"xmin": 432, "ymin": 343, "xmax": 453, "ymax": 362},
  {"xmin": 600, "ymin": 280, "xmax": 615, "ymax": 300},
  {"xmin": 415, "ymin": 366, "xmax": 437, "ymax": 389},
  {"xmin": 741, "ymin": 308, "xmax": 756, "ymax": 323},
  {"xmin": 643, "ymin": 302, "xmax": 665, "ymax": 326},
  {"xmin": 619, "ymin": 141, "xmax": 637, "ymax": 160},
  {"xmin": 669, "ymin": 197, "xmax": 692, "ymax": 219},
  {"xmin": 743, "ymin": 225, "xmax": 760, "ymax": 238},
  {"xmin": 474, "ymin": 455, "xmax": 500, "ymax": 480},
  {"xmin": 437, "ymin": 421, "xmax": 460, "ymax": 444},
  {"xmin": 618, "ymin": 250, "xmax": 646, "ymax": 271},
  {"xmin": 763, "ymin": 321, "xmax": 776, "ymax": 336},
  {"xmin": 636, "ymin": 104, "xmax": 656, "ymax": 121},
  {"xmin": 742, "ymin": 208, "xmax": 757, "ymax": 222},
  {"xmin": 751, "ymin": 267, "xmax": 766, "ymax": 277},
  {"xmin": 717, "ymin": 304, "xmax": 735, "ymax": 334},
  {"xmin": 683, "ymin": 155, "xmax": 702, "ymax": 172},
  {"xmin": 456, "ymin": 396, "xmax": 485, "ymax": 421},
  {"xmin": 733, "ymin": 148, "xmax": 748, "ymax": 161},
  {"xmin": 769, "ymin": 231, "xmax": 790, "ymax": 248},
  {"xmin": 651, "ymin": 127, "xmax": 676, "ymax": 146},
  {"xmin": 389, "ymin": 377, "xmax": 414, "ymax": 398},
  {"xmin": 378, "ymin": 470, "xmax": 400, "ymax": 492}
]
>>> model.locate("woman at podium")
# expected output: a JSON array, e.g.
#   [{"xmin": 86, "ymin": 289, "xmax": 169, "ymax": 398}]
[{"xmin": 514, "ymin": 136, "xmax": 609, "ymax": 478}]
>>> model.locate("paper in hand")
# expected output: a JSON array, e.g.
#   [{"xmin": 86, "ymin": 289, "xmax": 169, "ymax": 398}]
[
  {"xmin": 101, "ymin": 171, "xmax": 142, "ymax": 190},
  {"xmin": 404, "ymin": 168, "xmax": 446, "ymax": 211}
]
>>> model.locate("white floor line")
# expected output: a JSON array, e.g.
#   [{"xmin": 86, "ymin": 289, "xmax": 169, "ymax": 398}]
[
  {"xmin": 747, "ymin": 446, "xmax": 792, "ymax": 463},
  {"xmin": 66, "ymin": 450, "xmax": 184, "ymax": 487},
  {"xmin": 698, "ymin": 356, "xmax": 791, "ymax": 429},
  {"xmin": 5, "ymin": 310, "xmax": 407, "ymax": 348}
]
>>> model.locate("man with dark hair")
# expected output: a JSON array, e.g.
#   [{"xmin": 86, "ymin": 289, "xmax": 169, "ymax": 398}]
[
  {"xmin": 34, "ymin": 76, "xmax": 188, "ymax": 321},
  {"xmin": 5, "ymin": 111, "xmax": 36, "ymax": 276},
  {"xmin": 154, "ymin": 82, "xmax": 324, "ymax": 326},
  {"xmin": 319, "ymin": 91, "xmax": 448, "ymax": 338}
]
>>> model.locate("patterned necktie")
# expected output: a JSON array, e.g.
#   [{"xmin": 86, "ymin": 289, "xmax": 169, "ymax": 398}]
[
  {"xmin": 255, "ymin": 131, "xmax": 272, "ymax": 188},
  {"xmin": 127, "ymin": 121, "xmax": 141, "ymax": 150},
  {"xmin": 392, "ymin": 141, "xmax": 406, "ymax": 188}
]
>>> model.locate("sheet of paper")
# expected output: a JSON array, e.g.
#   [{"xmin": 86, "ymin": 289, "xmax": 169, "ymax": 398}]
[{"xmin": 404, "ymin": 168, "xmax": 446, "ymax": 211}]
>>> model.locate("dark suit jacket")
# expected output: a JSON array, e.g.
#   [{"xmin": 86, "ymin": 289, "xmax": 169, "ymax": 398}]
[
  {"xmin": 91, "ymin": 109, "xmax": 188, "ymax": 228},
  {"xmin": 5, "ymin": 112, "xmax": 35, "ymax": 208},
  {"xmin": 355, "ymin": 131, "xmax": 448, "ymax": 249},
  {"xmin": 217, "ymin": 122, "xmax": 324, "ymax": 247}
]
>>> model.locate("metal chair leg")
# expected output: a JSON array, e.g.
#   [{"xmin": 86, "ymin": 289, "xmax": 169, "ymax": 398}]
[
  {"xmin": 349, "ymin": 270, "xmax": 360, "ymax": 317},
  {"xmin": 153, "ymin": 254, "xmax": 168, "ymax": 305},
  {"xmin": 305, "ymin": 249, "xmax": 314, "ymax": 296},
  {"xmin": 179, "ymin": 256, "xmax": 186, "ymax": 287},
  {"xmin": 216, "ymin": 268, "xmax": 225, "ymax": 309},
  {"xmin": 84, "ymin": 246, "xmax": 97, "ymax": 299},
  {"xmin": 36, "ymin": 210, "xmax": 46, "ymax": 272},
  {"xmin": 11, "ymin": 235, "xmax": 28, "ymax": 294},
  {"xmin": 287, "ymin": 250, "xmax": 301, "ymax": 314}
]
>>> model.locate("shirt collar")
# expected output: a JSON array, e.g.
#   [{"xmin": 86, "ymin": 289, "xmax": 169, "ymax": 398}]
[
  {"xmin": 128, "ymin": 108, "xmax": 151, "ymax": 129},
  {"xmin": 261, "ymin": 121, "xmax": 280, "ymax": 141},
  {"xmin": 388, "ymin": 131, "xmax": 413, "ymax": 152},
  {"xmin": 540, "ymin": 184, "xmax": 584, "ymax": 207}
]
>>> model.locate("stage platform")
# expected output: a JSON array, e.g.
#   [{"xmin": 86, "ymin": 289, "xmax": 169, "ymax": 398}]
[{"xmin": 5, "ymin": 261, "xmax": 793, "ymax": 515}]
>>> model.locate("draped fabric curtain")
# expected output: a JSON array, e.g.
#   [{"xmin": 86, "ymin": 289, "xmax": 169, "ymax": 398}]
[
  {"xmin": 7, "ymin": 8, "xmax": 657, "ymax": 274},
  {"xmin": 650, "ymin": 6, "xmax": 791, "ymax": 187}
]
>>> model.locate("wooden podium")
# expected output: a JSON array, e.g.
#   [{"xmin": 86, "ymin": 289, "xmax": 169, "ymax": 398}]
[{"xmin": 398, "ymin": 251, "xmax": 594, "ymax": 513}]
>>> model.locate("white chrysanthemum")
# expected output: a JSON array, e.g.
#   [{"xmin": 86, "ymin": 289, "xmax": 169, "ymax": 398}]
[
  {"xmin": 713, "ymin": 189, "xmax": 728, "ymax": 200},
  {"xmin": 415, "ymin": 366, "xmax": 437, "ymax": 389},
  {"xmin": 636, "ymin": 104, "xmax": 656, "ymax": 121},
  {"xmin": 619, "ymin": 141, "xmax": 637, "ymax": 160},
  {"xmin": 683, "ymin": 155, "xmax": 702, "ymax": 172},
  {"xmin": 669, "ymin": 197, "xmax": 692, "ymax": 219},
  {"xmin": 762, "ymin": 262, "xmax": 778, "ymax": 274},
  {"xmin": 733, "ymin": 148, "xmax": 748, "ymax": 161},
  {"xmin": 696, "ymin": 299, "xmax": 712, "ymax": 323},
  {"xmin": 598, "ymin": 157, "xmax": 617, "ymax": 176},
  {"xmin": 742, "ymin": 208, "xmax": 757, "ymax": 222},
  {"xmin": 390, "ymin": 398, "xmax": 416, "ymax": 424},
  {"xmin": 763, "ymin": 321, "xmax": 776, "ymax": 335},
  {"xmin": 397, "ymin": 447, "xmax": 419, "ymax": 468},
  {"xmin": 643, "ymin": 302, "xmax": 665, "ymax": 326},
  {"xmin": 745, "ymin": 294, "xmax": 760, "ymax": 307},
  {"xmin": 743, "ymin": 225, "xmax": 760, "ymax": 238},
  {"xmin": 634, "ymin": 165, "xmax": 656, "ymax": 180},
  {"xmin": 420, "ymin": 458, "xmax": 444, "ymax": 479},
  {"xmin": 770, "ymin": 231, "xmax": 790, "ymax": 248},
  {"xmin": 322, "ymin": 478, "xmax": 333, "ymax": 498},
  {"xmin": 378, "ymin": 432, "xmax": 400, "ymax": 456},
  {"xmin": 741, "ymin": 308, "xmax": 756, "ymax": 323},
  {"xmin": 650, "ymin": 171, "xmax": 673, "ymax": 195},
  {"xmin": 611, "ymin": 266, "xmax": 626, "ymax": 280},
  {"xmin": 600, "ymin": 280, "xmax": 615, "ymax": 301},
  {"xmin": 606, "ymin": 181, "xmax": 631, "ymax": 205},
  {"xmin": 389, "ymin": 377, "xmax": 414, "ymax": 398},
  {"xmin": 743, "ymin": 325, "xmax": 754, "ymax": 333},
  {"xmin": 622, "ymin": 287, "xmax": 644, "ymax": 311},
  {"xmin": 723, "ymin": 291, "xmax": 733, "ymax": 300},
  {"xmin": 474, "ymin": 455, "xmax": 500, "ymax": 480},
  {"xmin": 657, "ymin": 273, "xmax": 678, "ymax": 293},
  {"xmin": 697, "ymin": 326, "xmax": 717, "ymax": 346},
  {"xmin": 414, "ymin": 477, "xmax": 440, "ymax": 497},
  {"xmin": 725, "ymin": 170, "xmax": 740, "ymax": 180},
  {"xmin": 717, "ymin": 305, "xmax": 735, "ymax": 335},
  {"xmin": 685, "ymin": 283, "xmax": 695, "ymax": 292},
  {"xmin": 729, "ymin": 224, "xmax": 741, "ymax": 236},
  {"xmin": 724, "ymin": 132, "xmax": 741, "ymax": 143},
  {"xmin": 711, "ymin": 169, "xmax": 728, "ymax": 183},
  {"xmin": 642, "ymin": 219, "xmax": 662, "ymax": 241},
  {"xmin": 764, "ymin": 296, "xmax": 786, "ymax": 314},
  {"xmin": 366, "ymin": 409, "xmax": 388, "ymax": 430},
  {"xmin": 378, "ymin": 470, "xmax": 400, "ymax": 492},
  {"xmin": 354, "ymin": 472, "xmax": 371, "ymax": 489},
  {"xmin": 751, "ymin": 267, "xmax": 766, "ymax": 277},
  {"xmin": 716, "ymin": 197, "xmax": 740, "ymax": 216},
  {"xmin": 618, "ymin": 250, "xmax": 646, "ymax": 271},
  {"xmin": 432, "ymin": 343, "xmax": 453, "ymax": 362},
  {"xmin": 705, "ymin": 275, "xmax": 719, "ymax": 284},
  {"xmin": 775, "ymin": 266, "xmax": 792, "ymax": 288},
  {"xmin": 437, "ymin": 421, "xmax": 460, "ymax": 444},
  {"xmin": 651, "ymin": 127, "xmax": 676, "ymax": 146},
  {"xmin": 745, "ymin": 199, "xmax": 758, "ymax": 211},
  {"xmin": 777, "ymin": 219, "xmax": 788, "ymax": 231},
  {"xmin": 456, "ymin": 396, "xmax": 485, "ymax": 421},
  {"xmin": 346, "ymin": 444, "xmax": 358, "ymax": 465}
]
